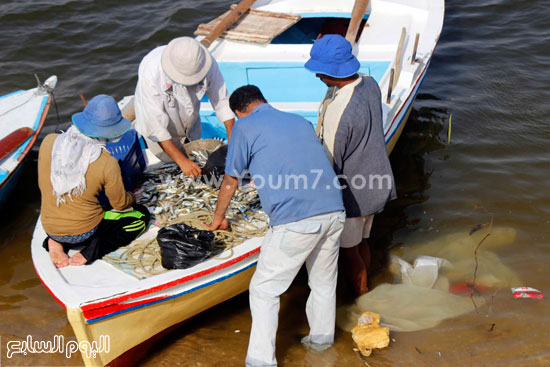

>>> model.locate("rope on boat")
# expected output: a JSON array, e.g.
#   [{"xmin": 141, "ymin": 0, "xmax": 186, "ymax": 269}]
[{"xmin": 103, "ymin": 210, "xmax": 268, "ymax": 277}]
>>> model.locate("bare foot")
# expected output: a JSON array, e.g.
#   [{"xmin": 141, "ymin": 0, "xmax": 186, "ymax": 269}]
[
  {"xmin": 48, "ymin": 238, "xmax": 69, "ymax": 268},
  {"xmin": 341, "ymin": 246, "xmax": 368, "ymax": 296},
  {"xmin": 69, "ymin": 252, "xmax": 88, "ymax": 266}
]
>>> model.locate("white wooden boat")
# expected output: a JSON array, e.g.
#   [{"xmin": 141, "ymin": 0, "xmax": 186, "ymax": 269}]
[
  {"xmin": 0, "ymin": 76, "xmax": 56, "ymax": 207},
  {"xmin": 31, "ymin": 1, "xmax": 444, "ymax": 365}
]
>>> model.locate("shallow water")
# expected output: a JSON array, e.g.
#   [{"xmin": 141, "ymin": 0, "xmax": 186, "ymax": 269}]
[{"xmin": 1, "ymin": 0, "xmax": 549, "ymax": 366}]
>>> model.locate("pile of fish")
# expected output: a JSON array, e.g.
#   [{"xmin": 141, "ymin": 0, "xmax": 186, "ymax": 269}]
[{"xmin": 134, "ymin": 150, "xmax": 265, "ymax": 226}]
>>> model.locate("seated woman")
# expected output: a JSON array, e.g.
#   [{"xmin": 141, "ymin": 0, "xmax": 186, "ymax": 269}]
[{"xmin": 38, "ymin": 94, "xmax": 150, "ymax": 267}]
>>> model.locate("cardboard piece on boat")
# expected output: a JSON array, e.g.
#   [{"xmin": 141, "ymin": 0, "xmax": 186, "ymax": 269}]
[{"xmin": 195, "ymin": 7, "xmax": 301, "ymax": 44}]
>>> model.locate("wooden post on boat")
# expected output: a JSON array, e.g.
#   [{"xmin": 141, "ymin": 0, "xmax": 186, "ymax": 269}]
[
  {"xmin": 345, "ymin": 0, "xmax": 370, "ymax": 44},
  {"xmin": 200, "ymin": 0, "xmax": 256, "ymax": 47},
  {"xmin": 411, "ymin": 33, "xmax": 420, "ymax": 64},
  {"xmin": 392, "ymin": 27, "xmax": 407, "ymax": 90},
  {"xmin": 80, "ymin": 93, "xmax": 88, "ymax": 107},
  {"xmin": 387, "ymin": 68, "xmax": 395, "ymax": 104}
]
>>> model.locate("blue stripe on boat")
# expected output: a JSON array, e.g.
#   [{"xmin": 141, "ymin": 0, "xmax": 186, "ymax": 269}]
[
  {"xmin": 0, "ymin": 90, "xmax": 25, "ymax": 100},
  {"xmin": 297, "ymin": 12, "xmax": 369, "ymax": 19},
  {"xmin": 33, "ymin": 96, "xmax": 48, "ymax": 130}
]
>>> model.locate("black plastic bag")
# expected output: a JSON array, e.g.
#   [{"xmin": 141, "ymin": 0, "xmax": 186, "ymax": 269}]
[
  {"xmin": 157, "ymin": 223, "xmax": 215, "ymax": 269},
  {"xmin": 201, "ymin": 145, "xmax": 251, "ymax": 188},
  {"xmin": 201, "ymin": 145, "xmax": 228, "ymax": 189}
]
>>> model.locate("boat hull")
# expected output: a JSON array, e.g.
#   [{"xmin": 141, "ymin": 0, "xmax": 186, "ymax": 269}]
[
  {"xmin": 67, "ymin": 266, "xmax": 256, "ymax": 366},
  {"xmin": 32, "ymin": 210, "xmax": 262, "ymax": 366},
  {"xmin": 0, "ymin": 160, "xmax": 24, "ymax": 208}
]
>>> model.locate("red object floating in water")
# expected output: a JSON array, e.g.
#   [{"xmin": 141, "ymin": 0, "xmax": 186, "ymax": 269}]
[
  {"xmin": 511, "ymin": 287, "xmax": 544, "ymax": 299},
  {"xmin": 450, "ymin": 281, "xmax": 492, "ymax": 295}
]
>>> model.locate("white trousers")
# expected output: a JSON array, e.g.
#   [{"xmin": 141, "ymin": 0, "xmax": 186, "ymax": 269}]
[{"xmin": 245, "ymin": 211, "xmax": 345, "ymax": 367}]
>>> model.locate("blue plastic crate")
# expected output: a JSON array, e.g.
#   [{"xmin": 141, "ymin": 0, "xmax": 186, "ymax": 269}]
[{"xmin": 98, "ymin": 129, "xmax": 146, "ymax": 207}]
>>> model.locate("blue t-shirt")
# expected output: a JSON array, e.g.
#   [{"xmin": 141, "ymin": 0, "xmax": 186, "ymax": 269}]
[{"xmin": 225, "ymin": 103, "xmax": 344, "ymax": 226}]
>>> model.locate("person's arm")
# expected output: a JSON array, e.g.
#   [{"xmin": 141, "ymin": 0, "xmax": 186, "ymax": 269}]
[
  {"xmin": 203, "ymin": 174, "xmax": 238, "ymax": 230},
  {"xmin": 204, "ymin": 60, "xmax": 236, "ymax": 141},
  {"xmin": 134, "ymin": 75, "xmax": 172, "ymax": 144},
  {"xmin": 204, "ymin": 123, "xmax": 250, "ymax": 230},
  {"xmin": 332, "ymin": 121, "xmax": 349, "ymax": 176},
  {"xmin": 103, "ymin": 156, "xmax": 135, "ymax": 210},
  {"xmin": 158, "ymin": 139, "xmax": 201, "ymax": 177}
]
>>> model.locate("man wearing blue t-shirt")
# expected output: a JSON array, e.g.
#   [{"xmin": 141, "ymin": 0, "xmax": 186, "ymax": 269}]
[{"xmin": 205, "ymin": 85, "xmax": 345, "ymax": 367}]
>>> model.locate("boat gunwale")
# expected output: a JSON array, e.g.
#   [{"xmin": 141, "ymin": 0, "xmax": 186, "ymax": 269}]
[
  {"xmin": 32, "ymin": 219, "xmax": 263, "ymax": 310},
  {"xmin": 79, "ymin": 245, "xmax": 260, "ymax": 312},
  {"xmin": 83, "ymin": 259, "xmax": 258, "ymax": 323}
]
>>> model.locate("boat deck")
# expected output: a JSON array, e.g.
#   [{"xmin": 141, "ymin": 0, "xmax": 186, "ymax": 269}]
[{"xmin": 197, "ymin": 0, "xmax": 444, "ymax": 147}]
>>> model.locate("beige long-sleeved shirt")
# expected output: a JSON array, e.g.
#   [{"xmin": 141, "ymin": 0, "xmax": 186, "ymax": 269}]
[{"xmin": 38, "ymin": 133, "xmax": 134, "ymax": 236}]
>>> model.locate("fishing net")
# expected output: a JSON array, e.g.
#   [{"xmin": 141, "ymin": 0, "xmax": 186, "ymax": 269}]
[
  {"xmin": 337, "ymin": 226, "xmax": 520, "ymax": 332},
  {"xmin": 338, "ymin": 283, "xmax": 485, "ymax": 332},
  {"xmin": 396, "ymin": 226, "xmax": 521, "ymax": 289}
]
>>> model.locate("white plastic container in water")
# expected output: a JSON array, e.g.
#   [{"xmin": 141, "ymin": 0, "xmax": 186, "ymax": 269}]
[{"xmin": 393, "ymin": 255, "xmax": 446, "ymax": 288}]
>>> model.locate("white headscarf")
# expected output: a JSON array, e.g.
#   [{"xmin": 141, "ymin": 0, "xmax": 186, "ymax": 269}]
[{"xmin": 50, "ymin": 125, "xmax": 106, "ymax": 206}]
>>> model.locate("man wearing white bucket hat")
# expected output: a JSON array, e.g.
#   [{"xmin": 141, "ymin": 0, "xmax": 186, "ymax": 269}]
[{"xmin": 134, "ymin": 37, "xmax": 235, "ymax": 177}]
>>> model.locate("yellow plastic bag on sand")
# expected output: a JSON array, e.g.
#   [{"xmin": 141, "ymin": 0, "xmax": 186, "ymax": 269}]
[
  {"xmin": 351, "ymin": 312, "xmax": 390, "ymax": 356},
  {"xmin": 338, "ymin": 227, "xmax": 519, "ymax": 333}
]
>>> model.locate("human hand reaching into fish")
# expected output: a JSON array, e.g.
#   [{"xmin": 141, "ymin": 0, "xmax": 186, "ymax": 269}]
[
  {"xmin": 203, "ymin": 174, "xmax": 239, "ymax": 231},
  {"xmin": 177, "ymin": 157, "xmax": 201, "ymax": 177},
  {"xmin": 158, "ymin": 139, "xmax": 202, "ymax": 177}
]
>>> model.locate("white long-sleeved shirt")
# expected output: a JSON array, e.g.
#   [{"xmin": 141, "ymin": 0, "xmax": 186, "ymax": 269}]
[{"xmin": 134, "ymin": 46, "xmax": 234, "ymax": 143}]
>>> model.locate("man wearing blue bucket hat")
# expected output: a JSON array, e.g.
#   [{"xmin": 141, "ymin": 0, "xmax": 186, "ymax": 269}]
[
  {"xmin": 38, "ymin": 95, "xmax": 150, "ymax": 268},
  {"xmin": 306, "ymin": 35, "xmax": 396, "ymax": 295}
]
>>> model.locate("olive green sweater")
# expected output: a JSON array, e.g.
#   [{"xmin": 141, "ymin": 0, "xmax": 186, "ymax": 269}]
[{"xmin": 38, "ymin": 133, "xmax": 134, "ymax": 236}]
